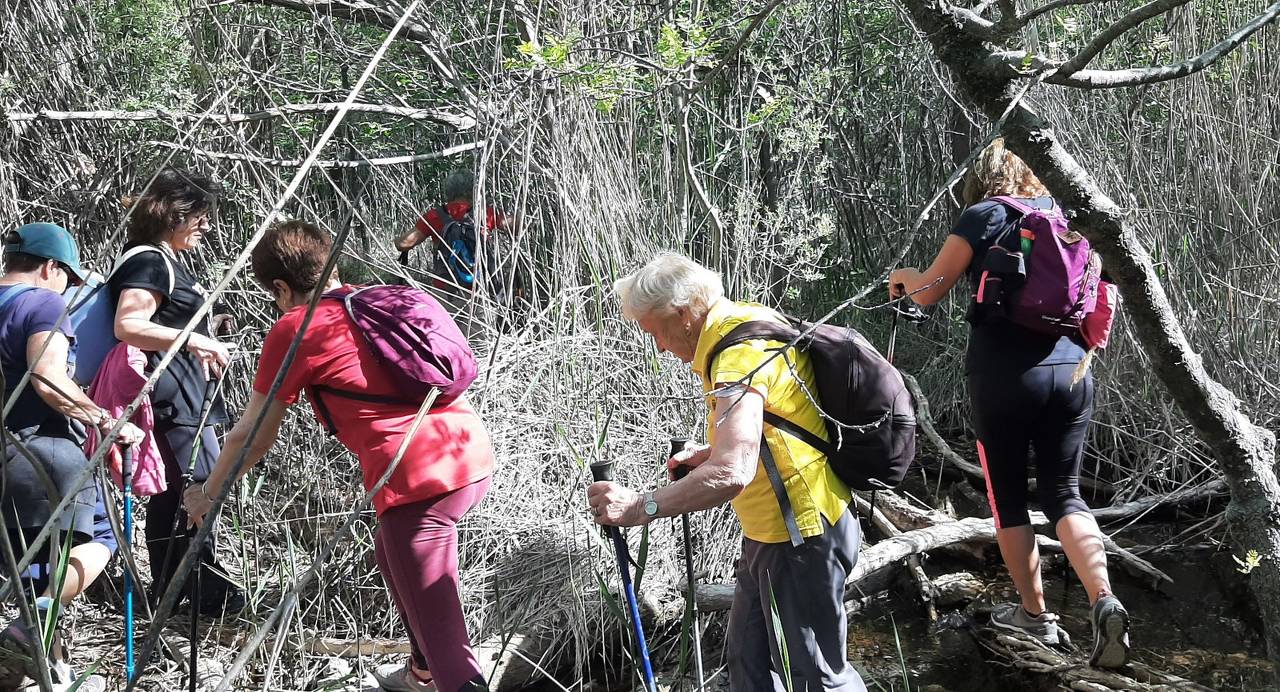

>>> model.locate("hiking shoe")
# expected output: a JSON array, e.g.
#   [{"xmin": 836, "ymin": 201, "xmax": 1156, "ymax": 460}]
[
  {"xmin": 990, "ymin": 603, "xmax": 1062, "ymax": 646},
  {"xmin": 1089, "ymin": 595, "xmax": 1130, "ymax": 668},
  {"xmin": 373, "ymin": 663, "xmax": 436, "ymax": 691}
]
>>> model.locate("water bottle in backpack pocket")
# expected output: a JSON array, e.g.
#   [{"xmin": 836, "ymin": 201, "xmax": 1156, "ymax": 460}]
[{"xmin": 970, "ymin": 196, "xmax": 1102, "ymax": 336}]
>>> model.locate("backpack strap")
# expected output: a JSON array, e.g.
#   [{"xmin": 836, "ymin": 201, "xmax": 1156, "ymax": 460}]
[
  {"xmin": 703, "ymin": 319, "xmax": 800, "ymax": 376},
  {"xmin": 763, "ymin": 410, "xmax": 834, "ymax": 457},
  {"xmin": 307, "ymin": 383, "xmax": 422, "ymax": 436},
  {"xmin": 988, "ymin": 195, "xmax": 1038, "ymax": 216},
  {"xmin": 757, "ymin": 433, "xmax": 804, "ymax": 548},
  {"xmin": 0, "ymin": 284, "xmax": 37, "ymax": 312},
  {"xmin": 110, "ymin": 245, "xmax": 176, "ymax": 295},
  {"xmin": 706, "ymin": 318, "xmax": 810, "ymax": 548}
]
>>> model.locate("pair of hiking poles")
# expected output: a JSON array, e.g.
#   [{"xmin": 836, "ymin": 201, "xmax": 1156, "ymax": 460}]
[{"xmin": 591, "ymin": 437, "xmax": 704, "ymax": 692}]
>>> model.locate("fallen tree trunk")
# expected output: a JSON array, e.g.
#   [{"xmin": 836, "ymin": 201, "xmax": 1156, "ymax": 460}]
[{"xmin": 694, "ymin": 509, "xmax": 1170, "ymax": 611}]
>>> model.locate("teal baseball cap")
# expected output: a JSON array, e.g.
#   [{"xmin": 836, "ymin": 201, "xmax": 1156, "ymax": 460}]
[{"xmin": 5, "ymin": 222, "xmax": 88, "ymax": 285}]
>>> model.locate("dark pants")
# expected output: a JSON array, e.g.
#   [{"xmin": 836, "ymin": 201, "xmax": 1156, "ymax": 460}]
[
  {"xmin": 11, "ymin": 490, "xmax": 118, "ymax": 598},
  {"xmin": 969, "ymin": 363, "xmax": 1094, "ymax": 529},
  {"xmin": 144, "ymin": 424, "xmax": 232, "ymax": 601},
  {"xmin": 374, "ymin": 477, "xmax": 490, "ymax": 692},
  {"xmin": 727, "ymin": 510, "xmax": 867, "ymax": 692}
]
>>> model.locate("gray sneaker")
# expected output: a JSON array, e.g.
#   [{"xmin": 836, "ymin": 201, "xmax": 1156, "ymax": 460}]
[
  {"xmin": 1089, "ymin": 595, "xmax": 1130, "ymax": 668},
  {"xmin": 990, "ymin": 603, "xmax": 1062, "ymax": 646}
]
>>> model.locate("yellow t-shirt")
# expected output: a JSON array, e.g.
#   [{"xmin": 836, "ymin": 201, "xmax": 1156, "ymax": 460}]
[{"xmin": 692, "ymin": 299, "xmax": 851, "ymax": 543}]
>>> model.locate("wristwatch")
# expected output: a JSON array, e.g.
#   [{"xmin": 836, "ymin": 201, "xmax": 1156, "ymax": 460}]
[{"xmin": 643, "ymin": 491, "xmax": 659, "ymax": 519}]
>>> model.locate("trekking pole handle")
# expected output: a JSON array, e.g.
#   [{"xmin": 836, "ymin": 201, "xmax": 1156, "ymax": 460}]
[
  {"xmin": 590, "ymin": 461, "xmax": 615, "ymax": 483},
  {"xmin": 669, "ymin": 437, "xmax": 690, "ymax": 480}
]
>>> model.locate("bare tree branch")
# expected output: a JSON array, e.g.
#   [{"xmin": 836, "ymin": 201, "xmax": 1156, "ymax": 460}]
[
  {"xmin": 1016, "ymin": 0, "xmax": 1120, "ymax": 27},
  {"xmin": 688, "ymin": 0, "xmax": 789, "ymax": 96},
  {"xmin": 153, "ymin": 139, "xmax": 485, "ymax": 167},
  {"xmin": 987, "ymin": 0, "xmax": 1280, "ymax": 88},
  {"xmin": 6, "ymin": 103, "xmax": 476, "ymax": 130},
  {"xmin": 948, "ymin": 5, "xmax": 998, "ymax": 40},
  {"xmin": 232, "ymin": 0, "xmax": 436, "ymax": 43},
  {"xmin": 1056, "ymin": 0, "xmax": 1193, "ymax": 77}
]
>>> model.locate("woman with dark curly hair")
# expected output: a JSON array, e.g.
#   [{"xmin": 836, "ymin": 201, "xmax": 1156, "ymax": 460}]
[{"xmin": 108, "ymin": 167, "xmax": 243, "ymax": 616}]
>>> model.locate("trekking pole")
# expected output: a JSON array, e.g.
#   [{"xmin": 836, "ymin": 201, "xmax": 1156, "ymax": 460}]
[
  {"xmin": 186, "ymin": 372, "xmax": 221, "ymax": 692},
  {"xmin": 887, "ymin": 300, "xmax": 929, "ymax": 365},
  {"xmin": 590, "ymin": 461, "xmax": 657, "ymax": 692},
  {"xmin": 670, "ymin": 438, "xmax": 704, "ymax": 692},
  {"xmin": 122, "ymin": 443, "xmax": 135, "ymax": 682}
]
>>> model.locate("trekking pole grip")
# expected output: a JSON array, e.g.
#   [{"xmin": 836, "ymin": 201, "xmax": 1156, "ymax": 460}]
[
  {"xmin": 589, "ymin": 461, "xmax": 615, "ymax": 483},
  {"xmin": 669, "ymin": 438, "xmax": 690, "ymax": 480}
]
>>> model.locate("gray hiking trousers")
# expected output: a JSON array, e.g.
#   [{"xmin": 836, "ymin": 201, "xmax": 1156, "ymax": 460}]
[{"xmin": 727, "ymin": 509, "xmax": 868, "ymax": 692}]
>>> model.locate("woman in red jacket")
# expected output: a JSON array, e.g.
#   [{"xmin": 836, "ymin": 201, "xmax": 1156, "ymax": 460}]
[{"xmin": 184, "ymin": 220, "xmax": 494, "ymax": 692}]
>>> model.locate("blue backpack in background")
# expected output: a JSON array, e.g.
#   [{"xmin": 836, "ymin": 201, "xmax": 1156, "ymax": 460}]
[{"xmin": 63, "ymin": 245, "xmax": 174, "ymax": 387}]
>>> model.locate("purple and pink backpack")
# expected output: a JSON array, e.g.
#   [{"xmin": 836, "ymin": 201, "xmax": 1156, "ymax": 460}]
[
  {"xmin": 308, "ymin": 284, "xmax": 477, "ymax": 434},
  {"xmin": 972, "ymin": 196, "xmax": 1103, "ymax": 337}
]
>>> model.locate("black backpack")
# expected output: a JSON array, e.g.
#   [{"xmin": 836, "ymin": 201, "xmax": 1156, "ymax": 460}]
[{"xmin": 706, "ymin": 316, "xmax": 917, "ymax": 544}]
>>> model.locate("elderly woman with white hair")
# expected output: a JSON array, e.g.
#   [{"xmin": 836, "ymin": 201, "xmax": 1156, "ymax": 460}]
[{"xmin": 587, "ymin": 251, "xmax": 867, "ymax": 691}]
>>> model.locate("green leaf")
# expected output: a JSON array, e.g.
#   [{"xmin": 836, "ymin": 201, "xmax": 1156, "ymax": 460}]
[{"xmin": 767, "ymin": 575, "xmax": 794, "ymax": 692}]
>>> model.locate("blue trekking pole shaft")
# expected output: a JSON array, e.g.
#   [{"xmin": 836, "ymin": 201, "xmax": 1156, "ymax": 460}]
[
  {"xmin": 122, "ymin": 443, "xmax": 135, "ymax": 680},
  {"xmin": 590, "ymin": 461, "xmax": 656, "ymax": 692}
]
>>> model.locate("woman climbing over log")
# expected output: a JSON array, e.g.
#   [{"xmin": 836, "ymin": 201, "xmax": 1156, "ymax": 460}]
[{"xmin": 889, "ymin": 138, "xmax": 1130, "ymax": 668}]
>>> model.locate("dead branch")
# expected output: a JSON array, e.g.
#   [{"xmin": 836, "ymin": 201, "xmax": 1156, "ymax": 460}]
[
  {"xmin": 4, "ymin": 104, "xmax": 475, "ymax": 130},
  {"xmin": 1056, "ymin": 0, "xmax": 1194, "ymax": 77},
  {"xmin": 987, "ymin": 0, "xmax": 1280, "ymax": 88},
  {"xmin": 973, "ymin": 627, "xmax": 1216, "ymax": 691},
  {"xmin": 152, "ymin": 140, "xmax": 485, "ymax": 168},
  {"xmin": 1016, "ymin": 0, "xmax": 1121, "ymax": 28},
  {"xmin": 852, "ymin": 493, "xmax": 939, "ymax": 622}
]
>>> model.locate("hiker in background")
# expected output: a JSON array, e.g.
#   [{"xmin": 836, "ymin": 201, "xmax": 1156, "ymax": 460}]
[
  {"xmin": 888, "ymin": 138, "xmax": 1129, "ymax": 667},
  {"xmin": 184, "ymin": 220, "xmax": 495, "ymax": 692},
  {"xmin": 0, "ymin": 222, "xmax": 143, "ymax": 692},
  {"xmin": 108, "ymin": 168, "xmax": 244, "ymax": 616},
  {"xmin": 394, "ymin": 169, "xmax": 520, "ymax": 312},
  {"xmin": 589, "ymin": 252, "xmax": 867, "ymax": 691}
]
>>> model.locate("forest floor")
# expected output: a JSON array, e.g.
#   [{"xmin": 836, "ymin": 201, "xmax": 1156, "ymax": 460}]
[{"xmin": 1, "ymin": 452, "xmax": 1273, "ymax": 692}]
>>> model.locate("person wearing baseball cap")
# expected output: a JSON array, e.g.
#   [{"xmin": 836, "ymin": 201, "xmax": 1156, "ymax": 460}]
[
  {"xmin": 0, "ymin": 221, "xmax": 142, "ymax": 692},
  {"xmin": 3, "ymin": 222, "xmax": 90, "ymax": 286}
]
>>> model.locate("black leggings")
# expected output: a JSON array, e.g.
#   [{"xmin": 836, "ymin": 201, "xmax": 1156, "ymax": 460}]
[
  {"xmin": 968, "ymin": 363, "xmax": 1093, "ymax": 529},
  {"xmin": 145, "ymin": 424, "xmax": 234, "ymax": 599}
]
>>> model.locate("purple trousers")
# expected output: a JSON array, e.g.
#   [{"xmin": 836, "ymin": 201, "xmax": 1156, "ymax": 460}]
[{"xmin": 374, "ymin": 476, "xmax": 491, "ymax": 692}]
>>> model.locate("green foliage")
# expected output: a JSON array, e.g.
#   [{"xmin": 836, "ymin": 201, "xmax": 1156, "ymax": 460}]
[
  {"xmin": 656, "ymin": 19, "xmax": 718, "ymax": 70},
  {"xmin": 1235, "ymin": 549, "xmax": 1263, "ymax": 575},
  {"xmin": 89, "ymin": 0, "xmax": 194, "ymax": 107},
  {"xmin": 506, "ymin": 32, "xmax": 641, "ymax": 111},
  {"xmin": 767, "ymin": 577, "xmax": 794, "ymax": 692}
]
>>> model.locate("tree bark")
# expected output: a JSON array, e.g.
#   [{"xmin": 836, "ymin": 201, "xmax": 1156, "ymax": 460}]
[{"xmin": 897, "ymin": 0, "xmax": 1280, "ymax": 679}]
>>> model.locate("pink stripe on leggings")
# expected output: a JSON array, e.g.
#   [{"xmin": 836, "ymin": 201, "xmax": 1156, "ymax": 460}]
[
  {"xmin": 975, "ymin": 441, "xmax": 1003, "ymax": 529},
  {"xmin": 374, "ymin": 476, "xmax": 491, "ymax": 692}
]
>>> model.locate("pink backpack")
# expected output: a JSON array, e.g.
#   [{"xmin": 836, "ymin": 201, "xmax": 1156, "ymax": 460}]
[{"xmin": 309, "ymin": 285, "xmax": 477, "ymax": 434}]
